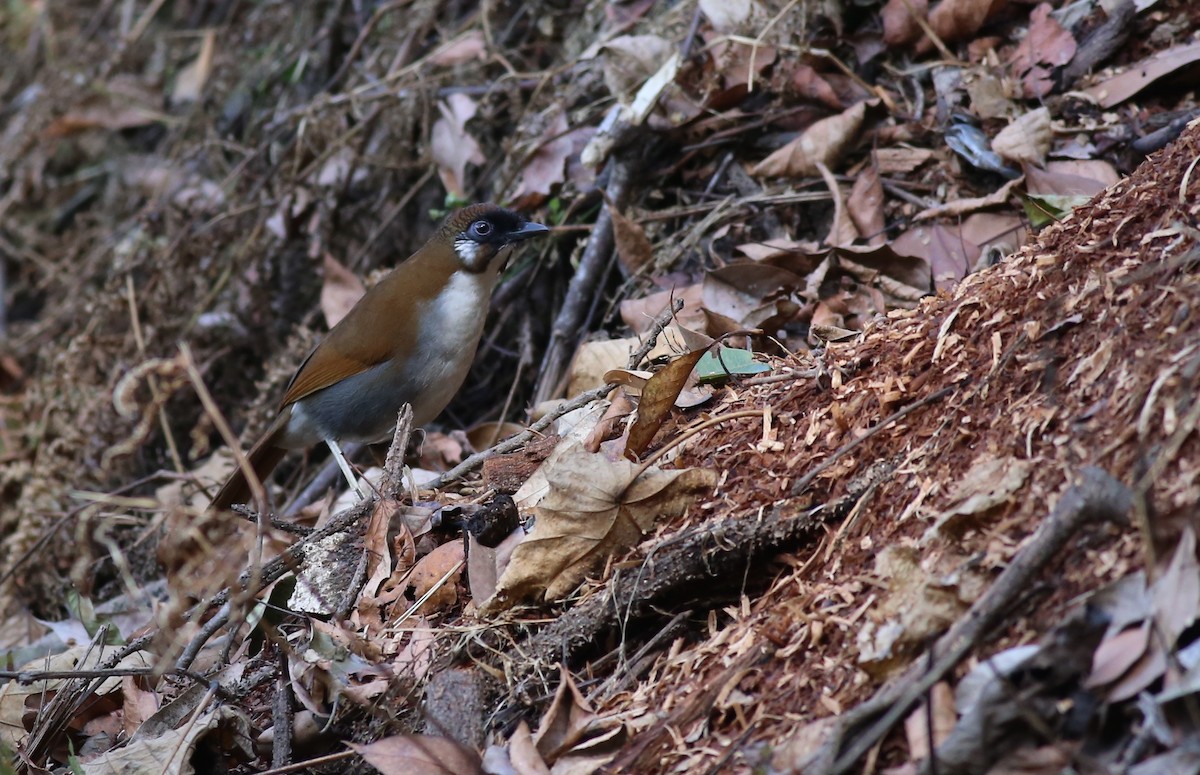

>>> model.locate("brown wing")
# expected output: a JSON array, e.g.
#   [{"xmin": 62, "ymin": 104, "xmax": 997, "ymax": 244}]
[
  {"xmin": 278, "ymin": 339, "xmax": 383, "ymax": 408},
  {"xmin": 276, "ymin": 272, "xmax": 419, "ymax": 408}
]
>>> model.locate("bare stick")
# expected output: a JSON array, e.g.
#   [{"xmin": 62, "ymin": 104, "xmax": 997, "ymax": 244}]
[{"xmin": 532, "ymin": 153, "xmax": 634, "ymax": 405}]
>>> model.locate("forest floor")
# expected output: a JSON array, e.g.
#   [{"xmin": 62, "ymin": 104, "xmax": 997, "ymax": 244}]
[{"xmin": 1, "ymin": 0, "xmax": 1199, "ymax": 773}]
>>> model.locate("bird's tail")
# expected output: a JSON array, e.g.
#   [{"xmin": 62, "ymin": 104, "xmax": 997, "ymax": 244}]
[{"xmin": 209, "ymin": 415, "xmax": 289, "ymax": 511}]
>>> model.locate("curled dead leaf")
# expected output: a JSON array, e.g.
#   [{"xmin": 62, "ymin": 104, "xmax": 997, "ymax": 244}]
[{"xmin": 482, "ymin": 441, "xmax": 716, "ymax": 610}]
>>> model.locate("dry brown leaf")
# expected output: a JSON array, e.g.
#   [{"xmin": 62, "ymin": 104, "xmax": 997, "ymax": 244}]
[
  {"xmin": 408, "ymin": 540, "xmax": 465, "ymax": 614},
  {"xmin": 320, "ymin": 253, "xmax": 366, "ymax": 328},
  {"xmin": 84, "ymin": 707, "xmax": 252, "ymax": 774},
  {"xmin": 927, "ymin": 0, "xmax": 1006, "ymax": 46},
  {"xmin": 482, "ymin": 441, "xmax": 716, "ymax": 609},
  {"xmin": 534, "ymin": 666, "xmax": 596, "ymax": 762},
  {"xmin": 1153, "ymin": 527, "xmax": 1199, "ymax": 651},
  {"xmin": 1010, "ymin": 4, "xmax": 1076, "ymax": 98},
  {"xmin": 430, "ymin": 93, "xmax": 485, "ymax": 197},
  {"xmin": 1085, "ymin": 40, "xmax": 1200, "ymax": 108},
  {"xmin": 1086, "ymin": 621, "xmax": 1151, "ymax": 687},
  {"xmin": 514, "ymin": 110, "xmax": 574, "ymax": 197},
  {"xmin": 595, "ymin": 35, "xmax": 673, "ymax": 104},
  {"xmin": 817, "ymin": 161, "xmax": 859, "ymax": 247},
  {"xmin": 624, "ymin": 347, "xmax": 710, "ymax": 460},
  {"xmin": 466, "ymin": 421, "xmax": 526, "ymax": 451},
  {"xmin": 619, "ymin": 284, "xmax": 707, "ymax": 334},
  {"xmin": 509, "ymin": 720, "xmax": 552, "ymax": 775},
  {"xmin": 992, "ymin": 107, "xmax": 1051, "ymax": 165},
  {"xmin": 567, "ymin": 338, "xmax": 637, "ymax": 397},
  {"xmin": 1025, "ymin": 162, "xmax": 1115, "ymax": 197},
  {"xmin": 903, "ymin": 681, "xmax": 955, "ymax": 760},
  {"xmin": 874, "ymin": 146, "xmax": 936, "ymax": 174},
  {"xmin": 753, "ymin": 101, "xmax": 873, "ymax": 178},
  {"xmin": 348, "ymin": 734, "xmax": 484, "ymax": 775},
  {"xmin": 791, "ymin": 64, "xmax": 844, "ymax": 109},
  {"xmin": 702, "ymin": 263, "xmax": 805, "ymax": 327},
  {"xmin": 849, "ymin": 162, "xmax": 887, "ymax": 245},
  {"xmin": 610, "ymin": 205, "xmax": 653, "ymax": 275},
  {"xmin": 913, "ymin": 176, "xmax": 1023, "ymax": 221},
  {"xmin": 881, "ymin": 0, "xmax": 929, "ymax": 48},
  {"xmin": 893, "ymin": 223, "xmax": 976, "ymax": 290}
]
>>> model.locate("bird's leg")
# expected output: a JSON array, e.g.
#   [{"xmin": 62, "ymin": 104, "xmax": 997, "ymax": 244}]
[{"xmin": 326, "ymin": 438, "xmax": 365, "ymax": 500}]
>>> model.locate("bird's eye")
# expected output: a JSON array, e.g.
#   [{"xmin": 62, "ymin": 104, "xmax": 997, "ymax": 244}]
[{"xmin": 471, "ymin": 220, "xmax": 493, "ymax": 238}]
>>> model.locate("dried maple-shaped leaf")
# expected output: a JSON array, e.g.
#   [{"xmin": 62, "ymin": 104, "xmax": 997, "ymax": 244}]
[
  {"xmin": 482, "ymin": 441, "xmax": 716, "ymax": 609},
  {"xmin": 348, "ymin": 734, "xmax": 484, "ymax": 775},
  {"xmin": 430, "ymin": 94, "xmax": 485, "ymax": 197},
  {"xmin": 753, "ymin": 101, "xmax": 873, "ymax": 178},
  {"xmin": 625, "ymin": 346, "xmax": 710, "ymax": 460},
  {"xmin": 320, "ymin": 253, "xmax": 366, "ymax": 328}
]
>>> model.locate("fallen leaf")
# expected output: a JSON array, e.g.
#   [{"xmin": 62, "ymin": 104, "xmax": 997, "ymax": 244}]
[
  {"xmin": 1085, "ymin": 40, "xmax": 1200, "ymax": 108},
  {"xmin": 849, "ymin": 162, "xmax": 887, "ymax": 245},
  {"xmin": 534, "ymin": 666, "xmax": 596, "ymax": 762},
  {"xmin": 699, "ymin": 0, "xmax": 758, "ymax": 32},
  {"xmin": 753, "ymin": 101, "xmax": 874, "ymax": 178},
  {"xmin": 625, "ymin": 347, "xmax": 710, "ymax": 459},
  {"xmin": 428, "ymin": 30, "xmax": 486, "ymax": 66},
  {"xmin": 349, "ymin": 734, "xmax": 484, "ymax": 775},
  {"xmin": 992, "ymin": 107, "xmax": 1051, "ymax": 165},
  {"xmin": 482, "ymin": 441, "xmax": 716, "ymax": 609},
  {"xmin": 930, "ymin": 455, "xmax": 1033, "ymax": 535},
  {"xmin": 610, "ymin": 204, "xmax": 653, "ymax": 275},
  {"xmin": 85, "ymin": 706, "xmax": 253, "ymax": 774},
  {"xmin": 320, "ymin": 253, "xmax": 366, "ymax": 328},
  {"xmin": 408, "ymin": 540, "xmax": 465, "ymax": 614},
  {"xmin": 430, "ymin": 93, "xmax": 485, "ymax": 197},
  {"xmin": 927, "ymin": 0, "xmax": 1006, "ymax": 47},
  {"xmin": 1086, "ymin": 622, "xmax": 1151, "ymax": 687},
  {"xmin": 514, "ymin": 110, "xmax": 574, "ymax": 197},
  {"xmin": 1010, "ymin": 4, "xmax": 1076, "ymax": 98},
  {"xmin": 595, "ymin": 35, "xmax": 673, "ymax": 104},
  {"xmin": 882, "ymin": 0, "xmax": 929, "ymax": 48}
]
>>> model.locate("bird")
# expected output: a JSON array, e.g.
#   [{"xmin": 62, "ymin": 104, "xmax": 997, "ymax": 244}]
[{"xmin": 210, "ymin": 203, "xmax": 549, "ymax": 511}]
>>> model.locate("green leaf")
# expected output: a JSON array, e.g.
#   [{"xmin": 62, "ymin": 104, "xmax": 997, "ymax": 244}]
[{"xmin": 695, "ymin": 348, "xmax": 770, "ymax": 383}]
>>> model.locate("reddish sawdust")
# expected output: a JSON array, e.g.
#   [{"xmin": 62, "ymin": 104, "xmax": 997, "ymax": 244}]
[{"xmin": 590, "ymin": 125, "xmax": 1200, "ymax": 771}]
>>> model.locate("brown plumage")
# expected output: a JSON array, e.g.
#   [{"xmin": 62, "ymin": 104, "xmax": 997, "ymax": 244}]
[{"xmin": 210, "ymin": 204, "xmax": 548, "ymax": 511}]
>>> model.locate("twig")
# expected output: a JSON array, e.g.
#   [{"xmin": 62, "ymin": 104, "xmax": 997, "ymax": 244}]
[
  {"xmin": 805, "ymin": 467, "xmax": 1132, "ymax": 774},
  {"xmin": 532, "ymin": 148, "xmax": 635, "ymax": 405},
  {"xmin": 272, "ymin": 647, "xmax": 294, "ymax": 769}
]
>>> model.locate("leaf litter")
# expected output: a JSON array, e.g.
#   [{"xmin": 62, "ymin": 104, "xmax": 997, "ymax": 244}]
[{"xmin": 1, "ymin": 0, "xmax": 1200, "ymax": 773}]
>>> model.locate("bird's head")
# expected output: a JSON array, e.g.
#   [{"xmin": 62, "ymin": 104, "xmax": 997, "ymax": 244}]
[{"xmin": 439, "ymin": 203, "xmax": 549, "ymax": 274}]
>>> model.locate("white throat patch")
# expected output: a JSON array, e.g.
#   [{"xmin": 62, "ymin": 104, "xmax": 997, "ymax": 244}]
[{"xmin": 454, "ymin": 237, "xmax": 481, "ymax": 266}]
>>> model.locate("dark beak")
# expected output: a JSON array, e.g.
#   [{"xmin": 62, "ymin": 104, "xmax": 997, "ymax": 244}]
[{"xmin": 508, "ymin": 221, "xmax": 550, "ymax": 242}]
